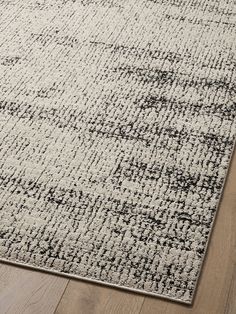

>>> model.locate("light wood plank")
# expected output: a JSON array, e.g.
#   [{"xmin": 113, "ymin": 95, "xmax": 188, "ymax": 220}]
[
  {"xmin": 225, "ymin": 264, "xmax": 236, "ymax": 314},
  {"xmin": 55, "ymin": 280, "xmax": 144, "ymax": 314},
  {"xmin": 0, "ymin": 264, "xmax": 68, "ymax": 314}
]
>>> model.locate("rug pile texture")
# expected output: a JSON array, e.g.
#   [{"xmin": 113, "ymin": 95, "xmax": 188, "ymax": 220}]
[{"xmin": 0, "ymin": 0, "xmax": 235, "ymax": 304}]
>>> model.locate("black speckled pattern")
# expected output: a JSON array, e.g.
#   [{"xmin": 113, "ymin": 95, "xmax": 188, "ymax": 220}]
[{"xmin": 0, "ymin": 0, "xmax": 235, "ymax": 304}]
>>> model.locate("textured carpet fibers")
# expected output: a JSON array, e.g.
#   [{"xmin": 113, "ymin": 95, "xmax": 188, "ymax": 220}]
[{"xmin": 0, "ymin": 0, "xmax": 235, "ymax": 304}]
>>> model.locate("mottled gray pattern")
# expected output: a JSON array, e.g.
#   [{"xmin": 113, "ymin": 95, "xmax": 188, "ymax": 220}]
[{"xmin": 0, "ymin": 0, "xmax": 235, "ymax": 304}]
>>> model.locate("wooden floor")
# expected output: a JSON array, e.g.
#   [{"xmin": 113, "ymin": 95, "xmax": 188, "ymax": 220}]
[{"xmin": 0, "ymin": 150, "xmax": 235, "ymax": 314}]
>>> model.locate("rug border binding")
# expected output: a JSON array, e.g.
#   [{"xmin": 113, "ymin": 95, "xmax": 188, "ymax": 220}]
[
  {"xmin": 0, "ymin": 257, "xmax": 191, "ymax": 304},
  {"xmin": 0, "ymin": 140, "xmax": 235, "ymax": 306}
]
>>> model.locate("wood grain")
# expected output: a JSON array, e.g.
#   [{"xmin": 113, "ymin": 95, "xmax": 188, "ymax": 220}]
[
  {"xmin": 225, "ymin": 264, "xmax": 236, "ymax": 314},
  {"xmin": 55, "ymin": 280, "xmax": 144, "ymax": 314},
  {"xmin": 0, "ymin": 264, "xmax": 68, "ymax": 314}
]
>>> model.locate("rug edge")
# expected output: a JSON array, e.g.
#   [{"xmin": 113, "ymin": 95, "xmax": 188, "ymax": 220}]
[
  {"xmin": 0, "ymin": 257, "xmax": 192, "ymax": 305},
  {"xmin": 190, "ymin": 139, "xmax": 236, "ymax": 305},
  {"xmin": 0, "ymin": 142, "xmax": 235, "ymax": 306}
]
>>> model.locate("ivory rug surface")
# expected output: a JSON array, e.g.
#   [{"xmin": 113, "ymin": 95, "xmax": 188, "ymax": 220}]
[{"xmin": 0, "ymin": 0, "xmax": 236, "ymax": 304}]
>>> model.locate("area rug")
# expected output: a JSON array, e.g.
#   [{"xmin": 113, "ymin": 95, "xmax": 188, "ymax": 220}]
[{"xmin": 0, "ymin": 0, "xmax": 235, "ymax": 304}]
